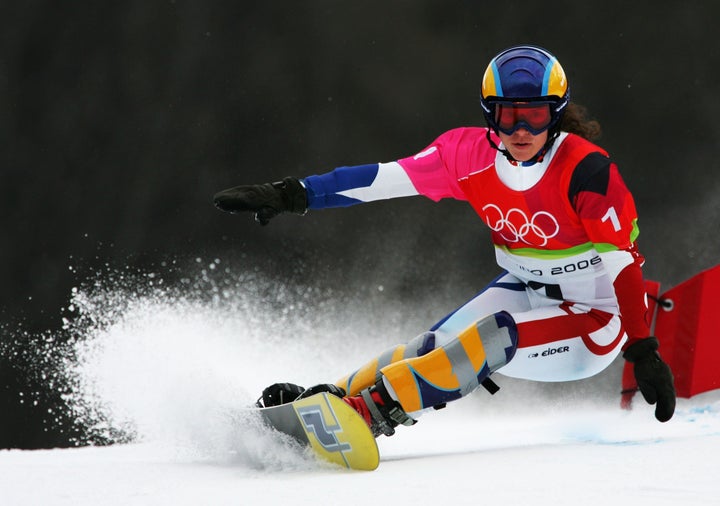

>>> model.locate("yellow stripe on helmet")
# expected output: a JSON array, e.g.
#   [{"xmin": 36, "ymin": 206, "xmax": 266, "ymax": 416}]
[
  {"xmin": 544, "ymin": 59, "xmax": 568, "ymax": 98},
  {"xmin": 481, "ymin": 62, "xmax": 500, "ymax": 98}
]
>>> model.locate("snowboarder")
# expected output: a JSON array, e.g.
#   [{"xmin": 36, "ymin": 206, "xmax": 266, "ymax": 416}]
[{"xmin": 214, "ymin": 45, "xmax": 676, "ymax": 436}]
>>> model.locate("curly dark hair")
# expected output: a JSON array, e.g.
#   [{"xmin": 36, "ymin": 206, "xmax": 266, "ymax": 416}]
[{"xmin": 559, "ymin": 102, "xmax": 602, "ymax": 141}]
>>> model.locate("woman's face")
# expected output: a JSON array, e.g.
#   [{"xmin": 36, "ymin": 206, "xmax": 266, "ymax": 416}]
[{"xmin": 497, "ymin": 128, "xmax": 548, "ymax": 162}]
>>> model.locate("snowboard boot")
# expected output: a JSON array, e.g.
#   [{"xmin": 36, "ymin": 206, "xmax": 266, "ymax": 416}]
[
  {"xmin": 256, "ymin": 382, "xmax": 347, "ymax": 407},
  {"xmin": 296, "ymin": 383, "xmax": 346, "ymax": 400},
  {"xmin": 343, "ymin": 380, "xmax": 415, "ymax": 437},
  {"xmin": 256, "ymin": 382, "xmax": 306, "ymax": 407}
]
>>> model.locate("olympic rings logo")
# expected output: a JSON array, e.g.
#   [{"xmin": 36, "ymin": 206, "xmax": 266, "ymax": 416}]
[{"xmin": 482, "ymin": 204, "xmax": 560, "ymax": 246}]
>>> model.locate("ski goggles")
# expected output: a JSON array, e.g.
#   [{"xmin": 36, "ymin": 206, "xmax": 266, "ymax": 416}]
[{"xmin": 492, "ymin": 102, "xmax": 554, "ymax": 135}]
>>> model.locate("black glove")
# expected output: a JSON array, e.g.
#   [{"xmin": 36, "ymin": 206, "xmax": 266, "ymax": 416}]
[
  {"xmin": 623, "ymin": 337, "xmax": 676, "ymax": 422},
  {"xmin": 214, "ymin": 176, "xmax": 307, "ymax": 225}
]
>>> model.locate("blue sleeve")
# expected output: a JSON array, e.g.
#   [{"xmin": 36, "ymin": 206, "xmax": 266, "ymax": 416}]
[{"xmin": 302, "ymin": 164, "xmax": 380, "ymax": 209}]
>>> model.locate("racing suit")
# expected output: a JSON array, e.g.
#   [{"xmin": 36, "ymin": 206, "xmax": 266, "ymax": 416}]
[{"xmin": 301, "ymin": 127, "xmax": 651, "ymax": 414}]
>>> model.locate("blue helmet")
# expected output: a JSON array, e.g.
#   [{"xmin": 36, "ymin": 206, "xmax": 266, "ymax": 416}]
[{"xmin": 480, "ymin": 45, "xmax": 569, "ymax": 135}]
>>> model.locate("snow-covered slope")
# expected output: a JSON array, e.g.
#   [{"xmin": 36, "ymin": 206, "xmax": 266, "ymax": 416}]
[{"xmin": 2, "ymin": 272, "xmax": 717, "ymax": 505}]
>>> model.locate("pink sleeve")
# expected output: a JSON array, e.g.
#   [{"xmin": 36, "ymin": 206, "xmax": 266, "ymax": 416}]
[{"xmin": 397, "ymin": 127, "xmax": 496, "ymax": 202}]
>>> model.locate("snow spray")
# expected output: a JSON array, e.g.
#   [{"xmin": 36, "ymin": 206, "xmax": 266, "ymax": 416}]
[{"xmin": 49, "ymin": 258, "xmax": 397, "ymax": 468}]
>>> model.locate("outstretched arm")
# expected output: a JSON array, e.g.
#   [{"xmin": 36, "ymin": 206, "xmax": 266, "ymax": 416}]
[
  {"xmin": 213, "ymin": 127, "xmax": 494, "ymax": 223},
  {"xmin": 213, "ymin": 162, "xmax": 419, "ymax": 225}
]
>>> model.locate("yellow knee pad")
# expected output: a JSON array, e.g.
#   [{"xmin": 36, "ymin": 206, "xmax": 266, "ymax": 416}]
[
  {"xmin": 381, "ymin": 311, "xmax": 517, "ymax": 413},
  {"xmin": 336, "ymin": 332, "xmax": 436, "ymax": 396}
]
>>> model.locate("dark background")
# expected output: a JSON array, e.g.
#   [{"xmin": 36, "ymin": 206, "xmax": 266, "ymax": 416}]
[{"xmin": 1, "ymin": 1, "xmax": 719, "ymax": 448}]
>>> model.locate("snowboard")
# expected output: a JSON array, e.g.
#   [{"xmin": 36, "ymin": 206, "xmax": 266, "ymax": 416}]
[{"xmin": 258, "ymin": 392, "xmax": 379, "ymax": 471}]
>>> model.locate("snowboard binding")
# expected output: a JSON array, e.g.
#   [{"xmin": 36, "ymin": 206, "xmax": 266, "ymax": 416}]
[{"xmin": 256, "ymin": 382, "xmax": 346, "ymax": 408}]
